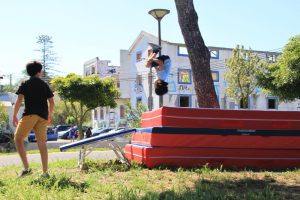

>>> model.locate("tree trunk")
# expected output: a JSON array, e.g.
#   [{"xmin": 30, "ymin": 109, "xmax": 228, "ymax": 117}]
[{"xmin": 175, "ymin": 0, "xmax": 220, "ymax": 108}]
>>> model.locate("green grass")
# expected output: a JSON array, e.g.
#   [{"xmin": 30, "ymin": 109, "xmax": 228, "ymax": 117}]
[
  {"xmin": 0, "ymin": 159, "xmax": 299, "ymax": 200},
  {"xmin": 0, "ymin": 148, "xmax": 110, "ymax": 156}
]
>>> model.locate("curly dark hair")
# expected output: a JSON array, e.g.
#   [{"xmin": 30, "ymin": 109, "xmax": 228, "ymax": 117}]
[
  {"xmin": 155, "ymin": 80, "xmax": 168, "ymax": 96},
  {"xmin": 26, "ymin": 61, "xmax": 43, "ymax": 77}
]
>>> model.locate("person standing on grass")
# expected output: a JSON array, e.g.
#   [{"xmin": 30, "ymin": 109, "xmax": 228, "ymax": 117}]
[{"xmin": 13, "ymin": 61, "xmax": 54, "ymax": 177}]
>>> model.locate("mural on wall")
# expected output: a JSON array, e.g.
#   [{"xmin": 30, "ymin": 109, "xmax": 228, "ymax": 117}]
[
  {"xmin": 178, "ymin": 69, "xmax": 192, "ymax": 84},
  {"xmin": 178, "ymin": 85, "xmax": 192, "ymax": 94}
]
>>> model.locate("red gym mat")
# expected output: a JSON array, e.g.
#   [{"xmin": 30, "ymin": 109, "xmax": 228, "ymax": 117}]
[{"xmin": 125, "ymin": 144, "xmax": 300, "ymax": 169}]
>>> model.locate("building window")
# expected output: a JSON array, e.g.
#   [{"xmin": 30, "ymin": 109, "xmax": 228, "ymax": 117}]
[
  {"xmin": 214, "ymin": 85, "xmax": 219, "ymax": 101},
  {"xmin": 120, "ymin": 105, "xmax": 125, "ymax": 119},
  {"xmin": 179, "ymin": 95, "xmax": 191, "ymax": 107},
  {"xmin": 136, "ymin": 51, "xmax": 143, "ymax": 62},
  {"xmin": 266, "ymin": 54, "xmax": 277, "ymax": 63},
  {"xmin": 91, "ymin": 66, "xmax": 95, "ymax": 74},
  {"xmin": 136, "ymin": 97, "xmax": 142, "ymax": 107},
  {"xmin": 178, "ymin": 69, "xmax": 192, "ymax": 84},
  {"xmin": 100, "ymin": 108, "xmax": 104, "ymax": 120},
  {"xmin": 94, "ymin": 109, "xmax": 98, "ymax": 120},
  {"xmin": 267, "ymin": 98, "xmax": 277, "ymax": 109},
  {"xmin": 136, "ymin": 74, "xmax": 142, "ymax": 85},
  {"xmin": 211, "ymin": 70, "xmax": 219, "ymax": 82},
  {"xmin": 177, "ymin": 46, "xmax": 188, "ymax": 56},
  {"xmin": 210, "ymin": 49, "xmax": 219, "ymax": 59}
]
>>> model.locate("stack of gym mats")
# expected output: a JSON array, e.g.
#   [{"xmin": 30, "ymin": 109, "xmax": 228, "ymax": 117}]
[{"xmin": 125, "ymin": 107, "xmax": 300, "ymax": 169}]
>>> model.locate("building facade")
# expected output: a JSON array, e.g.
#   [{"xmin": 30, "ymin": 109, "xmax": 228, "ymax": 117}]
[
  {"xmin": 119, "ymin": 31, "xmax": 299, "ymax": 111},
  {"xmin": 87, "ymin": 31, "xmax": 299, "ymax": 128},
  {"xmin": 83, "ymin": 57, "xmax": 127, "ymax": 128}
]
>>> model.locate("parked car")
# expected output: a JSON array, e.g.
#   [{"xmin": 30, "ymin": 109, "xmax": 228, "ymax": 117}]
[
  {"xmin": 54, "ymin": 125, "xmax": 72, "ymax": 134},
  {"xmin": 28, "ymin": 127, "xmax": 58, "ymax": 142},
  {"xmin": 57, "ymin": 128, "xmax": 73, "ymax": 139},
  {"xmin": 58, "ymin": 126, "xmax": 89, "ymax": 139},
  {"xmin": 91, "ymin": 128, "xmax": 113, "ymax": 137},
  {"xmin": 0, "ymin": 131, "xmax": 13, "ymax": 143}
]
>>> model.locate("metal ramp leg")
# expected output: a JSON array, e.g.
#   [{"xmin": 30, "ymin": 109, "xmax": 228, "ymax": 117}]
[
  {"xmin": 108, "ymin": 141, "xmax": 130, "ymax": 166},
  {"xmin": 77, "ymin": 140, "xmax": 130, "ymax": 169},
  {"xmin": 78, "ymin": 145, "xmax": 93, "ymax": 170}
]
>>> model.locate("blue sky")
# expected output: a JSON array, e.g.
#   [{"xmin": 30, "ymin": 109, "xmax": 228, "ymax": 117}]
[{"xmin": 0, "ymin": 0, "xmax": 299, "ymax": 83}]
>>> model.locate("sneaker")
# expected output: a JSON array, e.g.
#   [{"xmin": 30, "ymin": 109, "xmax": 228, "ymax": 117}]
[
  {"xmin": 18, "ymin": 168, "xmax": 32, "ymax": 177},
  {"xmin": 40, "ymin": 172, "xmax": 50, "ymax": 179},
  {"xmin": 149, "ymin": 43, "xmax": 162, "ymax": 54}
]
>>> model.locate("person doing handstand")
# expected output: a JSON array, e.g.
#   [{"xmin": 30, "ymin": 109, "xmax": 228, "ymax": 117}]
[{"xmin": 145, "ymin": 43, "xmax": 171, "ymax": 96}]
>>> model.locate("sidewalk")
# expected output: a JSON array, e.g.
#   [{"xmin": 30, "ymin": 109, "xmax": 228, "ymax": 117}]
[{"xmin": 0, "ymin": 150, "xmax": 117, "ymax": 167}]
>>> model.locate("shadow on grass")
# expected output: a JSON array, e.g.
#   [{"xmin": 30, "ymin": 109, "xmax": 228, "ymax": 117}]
[
  {"xmin": 152, "ymin": 163, "xmax": 300, "ymax": 173},
  {"xmin": 139, "ymin": 178, "xmax": 300, "ymax": 200},
  {"xmin": 83, "ymin": 159, "xmax": 144, "ymax": 173},
  {"xmin": 31, "ymin": 174, "xmax": 89, "ymax": 192}
]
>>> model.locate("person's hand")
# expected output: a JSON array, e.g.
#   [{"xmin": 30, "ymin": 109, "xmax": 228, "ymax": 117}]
[
  {"xmin": 13, "ymin": 115, "xmax": 19, "ymax": 127},
  {"xmin": 150, "ymin": 52, "xmax": 157, "ymax": 59},
  {"xmin": 48, "ymin": 114, "xmax": 52, "ymax": 124}
]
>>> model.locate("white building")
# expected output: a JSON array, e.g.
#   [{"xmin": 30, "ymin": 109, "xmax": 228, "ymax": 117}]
[
  {"xmin": 83, "ymin": 57, "xmax": 126, "ymax": 128},
  {"xmin": 120, "ymin": 31, "xmax": 299, "ymax": 111},
  {"xmin": 87, "ymin": 31, "xmax": 299, "ymax": 128}
]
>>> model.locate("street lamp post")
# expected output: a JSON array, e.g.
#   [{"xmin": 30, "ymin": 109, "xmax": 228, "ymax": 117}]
[{"xmin": 148, "ymin": 9, "xmax": 170, "ymax": 110}]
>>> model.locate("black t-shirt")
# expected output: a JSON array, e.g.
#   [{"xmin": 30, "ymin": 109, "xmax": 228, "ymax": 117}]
[
  {"xmin": 151, "ymin": 55, "xmax": 170, "ymax": 67},
  {"xmin": 16, "ymin": 77, "xmax": 54, "ymax": 120}
]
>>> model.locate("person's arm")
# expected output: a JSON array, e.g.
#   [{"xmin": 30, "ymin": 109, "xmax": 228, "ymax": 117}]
[
  {"xmin": 13, "ymin": 95, "xmax": 24, "ymax": 127},
  {"xmin": 145, "ymin": 52, "xmax": 157, "ymax": 68},
  {"xmin": 48, "ymin": 97, "xmax": 54, "ymax": 124},
  {"xmin": 154, "ymin": 59, "xmax": 164, "ymax": 70}
]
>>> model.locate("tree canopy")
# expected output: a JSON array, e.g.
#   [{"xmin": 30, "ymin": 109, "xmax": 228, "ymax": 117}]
[
  {"xmin": 0, "ymin": 102, "xmax": 9, "ymax": 132},
  {"xmin": 257, "ymin": 35, "xmax": 300, "ymax": 101},
  {"xmin": 125, "ymin": 101, "xmax": 147, "ymax": 128},
  {"xmin": 51, "ymin": 74, "xmax": 120, "ymax": 138},
  {"xmin": 225, "ymin": 45, "xmax": 267, "ymax": 108},
  {"xmin": 36, "ymin": 35, "xmax": 58, "ymax": 79}
]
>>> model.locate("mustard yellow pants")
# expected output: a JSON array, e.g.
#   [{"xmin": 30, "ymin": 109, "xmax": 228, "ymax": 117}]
[{"xmin": 14, "ymin": 115, "xmax": 48, "ymax": 142}]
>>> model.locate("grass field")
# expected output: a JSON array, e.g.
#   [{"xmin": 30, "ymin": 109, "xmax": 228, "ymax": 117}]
[{"xmin": 0, "ymin": 159, "xmax": 299, "ymax": 200}]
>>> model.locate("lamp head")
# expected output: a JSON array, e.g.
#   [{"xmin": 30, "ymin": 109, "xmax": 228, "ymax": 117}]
[{"xmin": 148, "ymin": 9, "xmax": 170, "ymax": 21}]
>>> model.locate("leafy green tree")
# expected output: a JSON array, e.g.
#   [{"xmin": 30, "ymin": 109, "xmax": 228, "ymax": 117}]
[
  {"xmin": 225, "ymin": 45, "xmax": 267, "ymax": 108},
  {"xmin": 51, "ymin": 74, "xmax": 120, "ymax": 139},
  {"xmin": 52, "ymin": 101, "xmax": 90, "ymax": 126},
  {"xmin": 0, "ymin": 102, "xmax": 9, "ymax": 130},
  {"xmin": 257, "ymin": 35, "xmax": 300, "ymax": 101},
  {"xmin": 125, "ymin": 101, "xmax": 147, "ymax": 128},
  {"xmin": 1, "ymin": 84, "xmax": 18, "ymax": 93},
  {"xmin": 0, "ymin": 103, "xmax": 15, "ymax": 151}
]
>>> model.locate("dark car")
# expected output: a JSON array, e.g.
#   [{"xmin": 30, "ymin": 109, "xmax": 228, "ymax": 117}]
[
  {"xmin": 28, "ymin": 127, "xmax": 58, "ymax": 142},
  {"xmin": 58, "ymin": 126, "xmax": 89, "ymax": 139},
  {"xmin": 54, "ymin": 125, "xmax": 72, "ymax": 134},
  {"xmin": 91, "ymin": 128, "xmax": 113, "ymax": 137},
  {"xmin": 57, "ymin": 128, "xmax": 73, "ymax": 139},
  {"xmin": 0, "ymin": 131, "xmax": 13, "ymax": 143}
]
